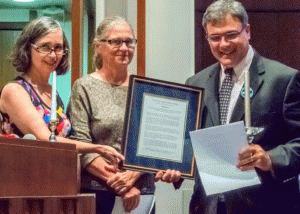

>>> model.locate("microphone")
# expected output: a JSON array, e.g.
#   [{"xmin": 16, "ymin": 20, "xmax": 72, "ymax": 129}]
[{"xmin": 22, "ymin": 134, "xmax": 37, "ymax": 140}]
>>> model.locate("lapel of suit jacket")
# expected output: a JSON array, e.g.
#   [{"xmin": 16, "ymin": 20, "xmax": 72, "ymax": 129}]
[
  {"xmin": 205, "ymin": 65, "xmax": 221, "ymax": 126},
  {"xmin": 230, "ymin": 53, "xmax": 266, "ymax": 122}
]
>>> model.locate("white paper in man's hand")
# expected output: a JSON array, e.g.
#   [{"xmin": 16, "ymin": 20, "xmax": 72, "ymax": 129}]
[{"xmin": 189, "ymin": 121, "xmax": 260, "ymax": 195}]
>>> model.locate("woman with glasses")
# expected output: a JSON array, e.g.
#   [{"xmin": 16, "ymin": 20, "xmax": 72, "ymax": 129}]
[
  {"xmin": 0, "ymin": 16, "xmax": 123, "ymax": 165},
  {"xmin": 68, "ymin": 16, "xmax": 182, "ymax": 213}
]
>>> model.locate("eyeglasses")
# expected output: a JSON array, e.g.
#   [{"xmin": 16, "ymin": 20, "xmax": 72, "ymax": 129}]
[
  {"xmin": 207, "ymin": 27, "xmax": 245, "ymax": 43},
  {"xmin": 31, "ymin": 44, "xmax": 68, "ymax": 56},
  {"xmin": 100, "ymin": 38, "xmax": 137, "ymax": 48}
]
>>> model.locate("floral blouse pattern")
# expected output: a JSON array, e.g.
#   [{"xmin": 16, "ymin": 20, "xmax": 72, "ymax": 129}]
[{"xmin": 0, "ymin": 77, "xmax": 71, "ymax": 138}]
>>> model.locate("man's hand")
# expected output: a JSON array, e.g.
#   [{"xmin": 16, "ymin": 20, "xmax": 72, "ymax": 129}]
[
  {"xmin": 122, "ymin": 187, "xmax": 141, "ymax": 212},
  {"xmin": 155, "ymin": 169, "xmax": 182, "ymax": 183},
  {"xmin": 237, "ymin": 144, "xmax": 272, "ymax": 171},
  {"xmin": 107, "ymin": 171, "xmax": 141, "ymax": 195}
]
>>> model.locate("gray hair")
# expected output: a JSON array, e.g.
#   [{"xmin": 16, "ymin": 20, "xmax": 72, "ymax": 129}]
[
  {"xmin": 202, "ymin": 0, "xmax": 249, "ymax": 29},
  {"xmin": 93, "ymin": 16, "xmax": 135, "ymax": 69},
  {"xmin": 10, "ymin": 16, "xmax": 70, "ymax": 75}
]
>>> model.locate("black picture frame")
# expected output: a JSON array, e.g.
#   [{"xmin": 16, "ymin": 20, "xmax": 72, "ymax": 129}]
[{"xmin": 122, "ymin": 75, "xmax": 204, "ymax": 179}]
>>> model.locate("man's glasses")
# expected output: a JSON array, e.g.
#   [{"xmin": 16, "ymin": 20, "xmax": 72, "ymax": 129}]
[
  {"xmin": 207, "ymin": 27, "xmax": 245, "ymax": 43},
  {"xmin": 31, "ymin": 44, "xmax": 68, "ymax": 56},
  {"xmin": 100, "ymin": 38, "xmax": 137, "ymax": 48}
]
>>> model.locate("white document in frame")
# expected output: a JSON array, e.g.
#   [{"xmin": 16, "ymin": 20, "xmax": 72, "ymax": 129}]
[
  {"xmin": 189, "ymin": 121, "xmax": 260, "ymax": 195},
  {"xmin": 136, "ymin": 93, "xmax": 188, "ymax": 163}
]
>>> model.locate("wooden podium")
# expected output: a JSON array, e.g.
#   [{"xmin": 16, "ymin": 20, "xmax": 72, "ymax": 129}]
[{"xmin": 0, "ymin": 137, "xmax": 95, "ymax": 213}]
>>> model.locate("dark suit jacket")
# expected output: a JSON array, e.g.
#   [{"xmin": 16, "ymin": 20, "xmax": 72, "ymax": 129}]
[{"xmin": 186, "ymin": 53, "xmax": 300, "ymax": 214}]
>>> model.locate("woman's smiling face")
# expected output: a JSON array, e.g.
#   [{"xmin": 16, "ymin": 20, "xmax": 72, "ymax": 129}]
[
  {"xmin": 97, "ymin": 22, "xmax": 135, "ymax": 69},
  {"xmin": 30, "ymin": 29, "xmax": 64, "ymax": 74}
]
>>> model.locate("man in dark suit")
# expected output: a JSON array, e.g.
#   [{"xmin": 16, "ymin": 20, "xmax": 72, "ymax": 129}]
[{"xmin": 186, "ymin": 0, "xmax": 300, "ymax": 213}]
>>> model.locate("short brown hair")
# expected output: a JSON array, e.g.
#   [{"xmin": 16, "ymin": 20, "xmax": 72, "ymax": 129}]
[{"xmin": 202, "ymin": 0, "xmax": 249, "ymax": 29}]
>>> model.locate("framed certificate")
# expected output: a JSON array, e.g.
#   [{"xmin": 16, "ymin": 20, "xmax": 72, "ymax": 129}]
[{"xmin": 122, "ymin": 75, "xmax": 204, "ymax": 179}]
